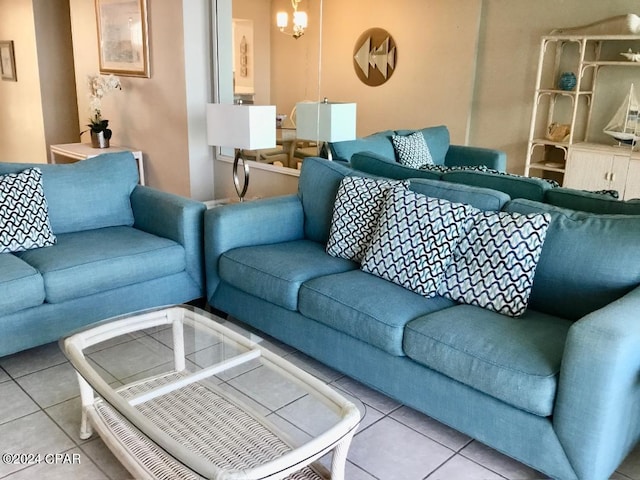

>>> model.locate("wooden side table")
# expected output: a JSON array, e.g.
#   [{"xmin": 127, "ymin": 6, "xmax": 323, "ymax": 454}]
[{"xmin": 50, "ymin": 143, "xmax": 145, "ymax": 185}]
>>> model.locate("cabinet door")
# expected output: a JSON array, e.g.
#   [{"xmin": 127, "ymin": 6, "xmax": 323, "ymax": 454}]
[
  {"xmin": 564, "ymin": 149, "xmax": 613, "ymax": 190},
  {"xmin": 624, "ymin": 158, "xmax": 640, "ymax": 200},
  {"xmin": 611, "ymin": 155, "xmax": 630, "ymax": 195}
]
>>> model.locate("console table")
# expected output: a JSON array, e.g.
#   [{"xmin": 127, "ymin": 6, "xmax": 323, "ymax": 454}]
[{"xmin": 50, "ymin": 143, "xmax": 145, "ymax": 185}]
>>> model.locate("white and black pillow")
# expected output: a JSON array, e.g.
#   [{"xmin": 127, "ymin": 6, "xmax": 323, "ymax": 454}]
[
  {"xmin": 438, "ymin": 211, "xmax": 551, "ymax": 317},
  {"xmin": 361, "ymin": 188, "xmax": 477, "ymax": 297},
  {"xmin": 0, "ymin": 168, "xmax": 56, "ymax": 254},
  {"xmin": 392, "ymin": 131, "xmax": 434, "ymax": 168},
  {"xmin": 326, "ymin": 177, "xmax": 409, "ymax": 262}
]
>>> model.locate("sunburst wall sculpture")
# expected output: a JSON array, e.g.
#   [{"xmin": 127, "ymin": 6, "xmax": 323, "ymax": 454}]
[{"xmin": 353, "ymin": 28, "xmax": 397, "ymax": 86}]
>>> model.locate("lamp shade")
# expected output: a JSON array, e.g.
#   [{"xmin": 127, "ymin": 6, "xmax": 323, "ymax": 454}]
[
  {"xmin": 296, "ymin": 101, "xmax": 357, "ymax": 142},
  {"xmin": 206, "ymin": 104, "xmax": 276, "ymax": 150}
]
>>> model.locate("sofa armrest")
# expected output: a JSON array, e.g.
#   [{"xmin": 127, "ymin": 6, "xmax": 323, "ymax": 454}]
[
  {"xmin": 445, "ymin": 145, "xmax": 507, "ymax": 172},
  {"xmin": 130, "ymin": 185, "xmax": 206, "ymax": 292},
  {"xmin": 553, "ymin": 284, "xmax": 640, "ymax": 480},
  {"xmin": 204, "ymin": 195, "xmax": 305, "ymax": 302}
]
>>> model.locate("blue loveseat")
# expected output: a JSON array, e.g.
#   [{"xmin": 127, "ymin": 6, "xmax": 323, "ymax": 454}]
[
  {"xmin": 0, "ymin": 153, "xmax": 205, "ymax": 357},
  {"xmin": 329, "ymin": 125, "xmax": 507, "ymax": 172},
  {"xmin": 204, "ymin": 156, "xmax": 640, "ymax": 480}
]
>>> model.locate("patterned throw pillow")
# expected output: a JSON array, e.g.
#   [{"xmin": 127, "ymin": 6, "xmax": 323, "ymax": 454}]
[
  {"xmin": 361, "ymin": 188, "xmax": 477, "ymax": 297},
  {"xmin": 0, "ymin": 168, "xmax": 56, "ymax": 253},
  {"xmin": 438, "ymin": 211, "xmax": 551, "ymax": 317},
  {"xmin": 391, "ymin": 131, "xmax": 434, "ymax": 168},
  {"xmin": 326, "ymin": 177, "xmax": 408, "ymax": 262}
]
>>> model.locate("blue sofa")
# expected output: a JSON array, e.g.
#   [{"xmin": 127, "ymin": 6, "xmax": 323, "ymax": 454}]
[
  {"xmin": 0, "ymin": 153, "xmax": 205, "ymax": 357},
  {"xmin": 205, "ymin": 156, "xmax": 640, "ymax": 480},
  {"xmin": 329, "ymin": 125, "xmax": 507, "ymax": 172}
]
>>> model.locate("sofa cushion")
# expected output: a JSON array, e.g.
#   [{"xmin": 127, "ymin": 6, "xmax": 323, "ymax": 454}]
[
  {"xmin": 326, "ymin": 177, "xmax": 408, "ymax": 262},
  {"xmin": 392, "ymin": 131, "xmax": 434, "ymax": 168},
  {"xmin": 298, "ymin": 157, "xmax": 369, "ymax": 244},
  {"xmin": 404, "ymin": 305, "xmax": 573, "ymax": 416},
  {"xmin": 0, "ymin": 168, "xmax": 56, "ymax": 253},
  {"xmin": 409, "ymin": 178, "xmax": 510, "ymax": 212},
  {"xmin": 0, "ymin": 152, "xmax": 138, "ymax": 234},
  {"xmin": 0, "ymin": 254, "xmax": 45, "ymax": 316},
  {"xmin": 219, "ymin": 240, "xmax": 357, "ymax": 311},
  {"xmin": 299, "ymin": 269, "xmax": 455, "ymax": 356},
  {"xmin": 328, "ymin": 130, "xmax": 396, "ymax": 162},
  {"xmin": 505, "ymin": 199, "xmax": 640, "ymax": 320},
  {"xmin": 439, "ymin": 211, "xmax": 551, "ymax": 317},
  {"xmin": 442, "ymin": 170, "xmax": 552, "ymax": 202},
  {"xmin": 17, "ymin": 226, "xmax": 185, "ymax": 304},
  {"xmin": 396, "ymin": 125, "xmax": 450, "ymax": 165},
  {"xmin": 361, "ymin": 188, "xmax": 476, "ymax": 297},
  {"xmin": 545, "ymin": 187, "xmax": 640, "ymax": 214}
]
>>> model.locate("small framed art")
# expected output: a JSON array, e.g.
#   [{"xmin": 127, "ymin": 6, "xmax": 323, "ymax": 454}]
[
  {"xmin": 95, "ymin": 0, "xmax": 150, "ymax": 78},
  {"xmin": 0, "ymin": 41, "xmax": 17, "ymax": 81}
]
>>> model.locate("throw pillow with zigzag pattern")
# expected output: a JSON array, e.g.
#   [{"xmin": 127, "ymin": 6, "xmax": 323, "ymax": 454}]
[
  {"xmin": 438, "ymin": 210, "xmax": 550, "ymax": 317},
  {"xmin": 0, "ymin": 168, "xmax": 56, "ymax": 253}
]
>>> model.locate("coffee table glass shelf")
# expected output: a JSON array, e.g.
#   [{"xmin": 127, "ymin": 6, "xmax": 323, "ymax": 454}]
[{"xmin": 61, "ymin": 305, "xmax": 361, "ymax": 480}]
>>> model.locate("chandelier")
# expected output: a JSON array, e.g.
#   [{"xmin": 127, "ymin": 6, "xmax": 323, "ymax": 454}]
[{"xmin": 276, "ymin": 0, "xmax": 307, "ymax": 39}]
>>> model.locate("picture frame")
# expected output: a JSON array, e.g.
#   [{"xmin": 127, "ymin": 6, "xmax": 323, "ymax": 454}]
[
  {"xmin": 0, "ymin": 41, "xmax": 17, "ymax": 81},
  {"xmin": 95, "ymin": 0, "xmax": 150, "ymax": 78}
]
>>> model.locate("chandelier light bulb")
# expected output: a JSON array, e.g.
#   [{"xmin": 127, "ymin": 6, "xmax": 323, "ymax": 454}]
[
  {"xmin": 276, "ymin": 11, "xmax": 288, "ymax": 28},
  {"xmin": 293, "ymin": 11, "xmax": 308, "ymax": 29}
]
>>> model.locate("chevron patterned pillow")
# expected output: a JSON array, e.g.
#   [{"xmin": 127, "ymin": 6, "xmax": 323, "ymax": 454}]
[
  {"xmin": 391, "ymin": 131, "xmax": 434, "ymax": 168},
  {"xmin": 361, "ymin": 187, "xmax": 477, "ymax": 297},
  {"xmin": 438, "ymin": 211, "xmax": 551, "ymax": 317},
  {"xmin": 0, "ymin": 168, "xmax": 56, "ymax": 253},
  {"xmin": 326, "ymin": 176, "xmax": 409, "ymax": 262}
]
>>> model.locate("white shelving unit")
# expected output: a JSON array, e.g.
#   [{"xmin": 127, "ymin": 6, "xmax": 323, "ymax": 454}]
[{"xmin": 525, "ymin": 34, "xmax": 640, "ymax": 193}]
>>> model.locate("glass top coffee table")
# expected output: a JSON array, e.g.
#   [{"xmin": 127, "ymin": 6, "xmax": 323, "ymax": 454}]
[{"xmin": 60, "ymin": 305, "xmax": 361, "ymax": 479}]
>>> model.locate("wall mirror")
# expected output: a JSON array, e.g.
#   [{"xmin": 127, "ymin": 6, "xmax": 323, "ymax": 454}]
[{"xmin": 213, "ymin": 0, "xmax": 324, "ymax": 175}]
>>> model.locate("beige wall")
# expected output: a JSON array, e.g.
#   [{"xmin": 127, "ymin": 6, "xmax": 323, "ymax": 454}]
[
  {"xmin": 0, "ymin": 0, "xmax": 45, "ymax": 163},
  {"xmin": 69, "ymin": 0, "xmax": 192, "ymax": 197},
  {"xmin": 317, "ymin": 0, "xmax": 482, "ymax": 143}
]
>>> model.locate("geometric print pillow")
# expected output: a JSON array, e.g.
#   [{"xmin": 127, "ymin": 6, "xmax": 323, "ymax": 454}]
[
  {"xmin": 326, "ymin": 177, "xmax": 409, "ymax": 262},
  {"xmin": 0, "ymin": 168, "xmax": 56, "ymax": 253},
  {"xmin": 361, "ymin": 187, "xmax": 477, "ymax": 298},
  {"xmin": 391, "ymin": 131, "xmax": 434, "ymax": 169},
  {"xmin": 438, "ymin": 211, "xmax": 551, "ymax": 317}
]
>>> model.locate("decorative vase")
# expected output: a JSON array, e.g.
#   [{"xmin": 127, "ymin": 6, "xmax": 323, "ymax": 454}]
[
  {"xmin": 558, "ymin": 72, "xmax": 577, "ymax": 91},
  {"xmin": 90, "ymin": 131, "xmax": 110, "ymax": 149}
]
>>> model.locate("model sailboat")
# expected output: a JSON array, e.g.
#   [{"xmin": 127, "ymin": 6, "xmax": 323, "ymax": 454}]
[{"xmin": 603, "ymin": 83, "xmax": 640, "ymax": 146}]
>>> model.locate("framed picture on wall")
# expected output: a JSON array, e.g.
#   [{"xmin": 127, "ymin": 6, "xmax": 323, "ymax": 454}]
[
  {"xmin": 0, "ymin": 41, "xmax": 17, "ymax": 81},
  {"xmin": 95, "ymin": 0, "xmax": 150, "ymax": 78}
]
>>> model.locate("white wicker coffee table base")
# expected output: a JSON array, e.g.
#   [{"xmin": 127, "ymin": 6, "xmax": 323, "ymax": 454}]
[{"xmin": 88, "ymin": 371, "xmax": 327, "ymax": 480}]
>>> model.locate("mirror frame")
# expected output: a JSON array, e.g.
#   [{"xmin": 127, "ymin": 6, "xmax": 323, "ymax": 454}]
[{"xmin": 211, "ymin": 0, "xmax": 324, "ymax": 177}]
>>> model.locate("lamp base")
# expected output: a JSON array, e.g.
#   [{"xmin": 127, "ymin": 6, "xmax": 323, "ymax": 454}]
[{"xmin": 233, "ymin": 149, "xmax": 250, "ymax": 201}]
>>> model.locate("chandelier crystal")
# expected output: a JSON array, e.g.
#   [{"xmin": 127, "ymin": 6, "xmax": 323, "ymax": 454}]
[{"xmin": 276, "ymin": 0, "xmax": 307, "ymax": 39}]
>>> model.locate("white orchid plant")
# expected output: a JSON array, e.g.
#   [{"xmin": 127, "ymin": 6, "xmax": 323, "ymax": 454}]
[{"xmin": 82, "ymin": 74, "xmax": 122, "ymax": 139}]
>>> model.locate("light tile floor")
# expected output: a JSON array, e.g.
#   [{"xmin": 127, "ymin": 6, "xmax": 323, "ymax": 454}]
[{"xmin": 0, "ymin": 321, "xmax": 639, "ymax": 480}]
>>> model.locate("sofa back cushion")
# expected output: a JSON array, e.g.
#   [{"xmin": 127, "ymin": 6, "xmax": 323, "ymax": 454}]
[
  {"xmin": 504, "ymin": 198, "xmax": 640, "ymax": 320},
  {"xmin": 298, "ymin": 157, "xmax": 367, "ymax": 243},
  {"xmin": 395, "ymin": 125, "xmax": 450, "ymax": 165},
  {"xmin": 329, "ymin": 130, "xmax": 395, "ymax": 162},
  {"xmin": 350, "ymin": 151, "xmax": 442, "ymax": 181},
  {"xmin": 0, "ymin": 152, "xmax": 138, "ymax": 234},
  {"xmin": 545, "ymin": 187, "xmax": 640, "ymax": 214},
  {"xmin": 442, "ymin": 170, "xmax": 552, "ymax": 202},
  {"xmin": 409, "ymin": 178, "xmax": 510, "ymax": 212}
]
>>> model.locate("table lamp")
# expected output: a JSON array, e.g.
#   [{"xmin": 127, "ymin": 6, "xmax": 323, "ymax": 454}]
[
  {"xmin": 295, "ymin": 99, "xmax": 357, "ymax": 159},
  {"xmin": 206, "ymin": 103, "xmax": 276, "ymax": 201}
]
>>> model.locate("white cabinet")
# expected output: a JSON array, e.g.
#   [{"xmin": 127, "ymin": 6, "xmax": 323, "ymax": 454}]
[
  {"xmin": 524, "ymin": 34, "xmax": 640, "ymax": 185},
  {"xmin": 564, "ymin": 143, "xmax": 640, "ymax": 199}
]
